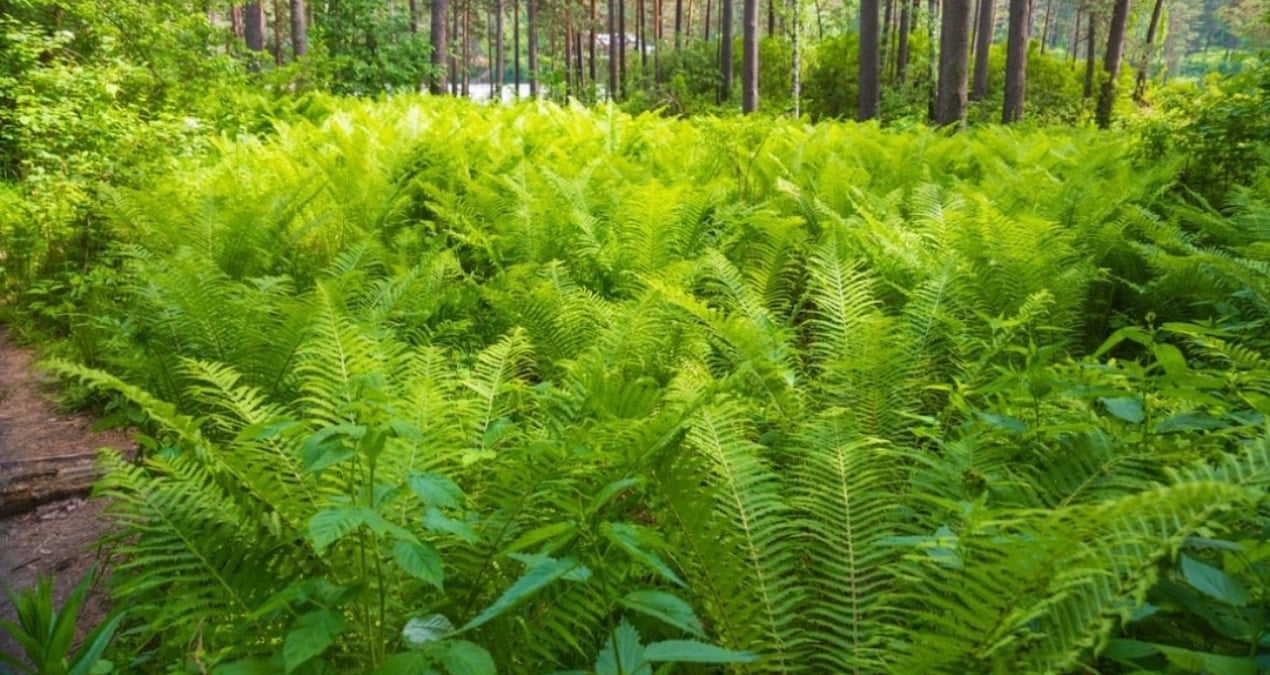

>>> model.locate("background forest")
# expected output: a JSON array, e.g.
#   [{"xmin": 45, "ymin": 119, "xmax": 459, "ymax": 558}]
[{"xmin": 0, "ymin": 0, "xmax": 1268, "ymax": 673}]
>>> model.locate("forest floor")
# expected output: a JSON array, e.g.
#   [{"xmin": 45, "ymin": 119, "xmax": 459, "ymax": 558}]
[{"xmin": 0, "ymin": 327, "xmax": 134, "ymax": 660}]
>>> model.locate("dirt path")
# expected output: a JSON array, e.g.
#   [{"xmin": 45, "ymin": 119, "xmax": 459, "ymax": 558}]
[{"xmin": 0, "ymin": 327, "xmax": 134, "ymax": 662}]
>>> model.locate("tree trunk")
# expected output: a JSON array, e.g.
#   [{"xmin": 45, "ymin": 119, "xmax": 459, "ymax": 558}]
[
  {"xmin": 450, "ymin": 2, "xmax": 460, "ymax": 94},
  {"xmin": 896, "ymin": 0, "xmax": 910, "ymax": 82},
  {"xmin": 791, "ymin": 0, "xmax": 800, "ymax": 116},
  {"xmin": 934, "ymin": 0, "xmax": 972, "ymax": 125},
  {"xmin": 859, "ymin": 0, "xmax": 879, "ymax": 119},
  {"xmin": 290, "ymin": 0, "xmax": 307, "ymax": 57},
  {"xmin": 589, "ymin": 0, "xmax": 597, "ymax": 90},
  {"xmin": 245, "ymin": 2, "xmax": 266, "ymax": 51},
  {"xmin": 720, "ymin": 0, "xmax": 733, "ymax": 101},
  {"xmin": 272, "ymin": 0, "xmax": 285, "ymax": 65},
  {"xmin": 881, "ymin": 0, "xmax": 895, "ymax": 74},
  {"xmin": 1068, "ymin": 10, "xmax": 1079, "ymax": 66},
  {"xmin": 1095, "ymin": 0, "xmax": 1129, "ymax": 128},
  {"xmin": 609, "ymin": 0, "xmax": 619, "ymax": 99},
  {"xmin": 1038, "ymin": 0, "xmax": 1051, "ymax": 53},
  {"xmin": 704, "ymin": 0, "xmax": 712, "ymax": 40},
  {"xmin": 638, "ymin": 0, "xmax": 647, "ymax": 72},
  {"xmin": 675, "ymin": 0, "xmax": 684, "ymax": 47},
  {"xmin": 409, "ymin": 0, "xmax": 420, "ymax": 33},
  {"xmin": 231, "ymin": 4, "xmax": 245, "ymax": 38},
  {"xmin": 462, "ymin": 0, "xmax": 471, "ymax": 97},
  {"xmin": 768, "ymin": 0, "xmax": 776, "ymax": 35},
  {"xmin": 430, "ymin": 0, "xmax": 449, "ymax": 93},
  {"xmin": 1001, "ymin": 0, "xmax": 1029, "ymax": 122},
  {"xmin": 1132, "ymin": 0, "xmax": 1164, "ymax": 102},
  {"xmin": 742, "ymin": 0, "xmax": 759, "ymax": 111},
  {"xmin": 495, "ymin": 0, "xmax": 504, "ymax": 98},
  {"xmin": 970, "ymin": 0, "xmax": 993, "ymax": 101},
  {"xmin": 515, "ymin": 0, "xmax": 521, "ymax": 96},
  {"xmin": 528, "ymin": 0, "xmax": 539, "ymax": 97},
  {"xmin": 619, "ymin": 0, "xmax": 627, "ymax": 98},
  {"xmin": 1083, "ymin": 11, "xmax": 1095, "ymax": 98}
]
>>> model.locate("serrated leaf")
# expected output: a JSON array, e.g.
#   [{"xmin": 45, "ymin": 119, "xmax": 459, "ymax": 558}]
[
  {"xmin": 401, "ymin": 614, "xmax": 454, "ymax": 649},
  {"xmin": 459, "ymin": 557, "xmax": 581, "ymax": 632},
  {"xmin": 595, "ymin": 619, "xmax": 649, "ymax": 675},
  {"xmin": 587, "ymin": 478, "xmax": 640, "ymax": 515},
  {"xmin": 619, "ymin": 591, "xmax": 705, "ymax": 637},
  {"xmin": 1100, "ymin": 396, "xmax": 1145, "ymax": 423},
  {"xmin": 308, "ymin": 507, "xmax": 366, "ymax": 554},
  {"xmin": 1181, "ymin": 554, "xmax": 1249, "ymax": 607},
  {"xmin": 283, "ymin": 610, "xmax": 343, "ymax": 673},
  {"xmin": 643, "ymin": 640, "xmax": 758, "ymax": 664},
  {"xmin": 393, "ymin": 540, "xmax": 445, "ymax": 590},
  {"xmin": 440, "ymin": 640, "xmax": 495, "ymax": 675},
  {"xmin": 408, "ymin": 472, "xmax": 464, "ymax": 509},
  {"xmin": 1154, "ymin": 412, "xmax": 1228, "ymax": 433},
  {"xmin": 423, "ymin": 507, "xmax": 480, "ymax": 544},
  {"xmin": 972, "ymin": 410, "xmax": 1027, "ymax": 434},
  {"xmin": 502, "ymin": 521, "xmax": 578, "ymax": 554},
  {"xmin": 603, "ymin": 522, "xmax": 685, "ymax": 587}
]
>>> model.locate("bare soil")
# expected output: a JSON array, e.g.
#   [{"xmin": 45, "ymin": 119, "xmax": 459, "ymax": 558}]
[{"xmin": 0, "ymin": 327, "xmax": 134, "ymax": 663}]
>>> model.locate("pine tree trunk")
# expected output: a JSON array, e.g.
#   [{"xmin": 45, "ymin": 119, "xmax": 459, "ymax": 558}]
[
  {"xmin": 409, "ymin": 0, "xmax": 420, "ymax": 33},
  {"xmin": 1132, "ymin": 0, "xmax": 1163, "ymax": 102},
  {"xmin": 290, "ymin": 0, "xmax": 307, "ymax": 57},
  {"xmin": 495, "ymin": 0, "xmax": 504, "ymax": 98},
  {"xmin": 1068, "ymin": 10, "xmax": 1079, "ymax": 66},
  {"xmin": 934, "ymin": 0, "xmax": 972, "ymax": 125},
  {"xmin": 462, "ymin": 0, "xmax": 471, "ymax": 97},
  {"xmin": 430, "ymin": 0, "xmax": 448, "ymax": 93},
  {"xmin": 720, "ymin": 0, "xmax": 733, "ymax": 100},
  {"xmin": 1083, "ymin": 11, "xmax": 1095, "ymax": 98},
  {"xmin": 791, "ymin": 0, "xmax": 800, "ymax": 115},
  {"xmin": 528, "ymin": 0, "xmax": 539, "ymax": 97},
  {"xmin": 896, "ymin": 0, "xmax": 910, "ymax": 82},
  {"xmin": 272, "ymin": 0, "xmax": 285, "ymax": 65},
  {"xmin": 1038, "ymin": 0, "xmax": 1051, "ymax": 53},
  {"xmin": 742, "ymin": 0, "xmax": 759, "ymax": 112},
  {"xmin": 970, "ymin": 0, "xmax": 993, "ymax": 101},
  {"xmin": 675, "ymin": 0, "xmax": 684, "ymax": 47},
  {"xmin": 619, "ymin": 0, "xmax": 627, "ymax": 98},
  {"xmin": 1095, "ymin": 0, "xmax": 1129, "ymax": 128},
  {"xmin": 1001, "ymin": 0, "xmax": 1029, "ymax": 122},
  {"xmin": 859, "ymin": 0, "xmax": 880, "ymax": 119},
  {"xmin": 245, "ymin": 2, "xmax": 266, "ymax": 51},
  {"xmin": 609, "ymin": 0, "xmax": 619, "ymax": 99},
  {"xmin": 515, "ymin": 0, "xmax": 521, "ymax": 96}
]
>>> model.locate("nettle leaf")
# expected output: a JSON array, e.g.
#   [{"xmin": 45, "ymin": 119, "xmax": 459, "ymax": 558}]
[
  {"xmin": 423, "ymin": 507, "xmax": 480, "ymax": 544},
  {"xmin": 393, "ymin": 540, "xmax": 445, "ymax": 590},
  {"xmin": 643, "ymin": 640, "xmax": 758, "ymax": 664},
  {"xmin": 408, "ymin": 472, "xmax": 464, "ymax": 510},
  {"xmin": 587, "ymin": 478, "xmax": 641, "ymax": 515},
  {"xmin": 1100, "ymin": 396, "xmax": 1145, "ymax": 424},
  {"xmin": 602, "ymin": 522, "xmax": 685, "ymax": 587},
  {"xmin": 619, "ymin": 591, "xmax": 705, "ymax": 637},
  {"xmin": 402, "ymin": 614, "xmax": 454, "ymax": 649},
  {"xmin": 460, "ymin": 557, "xmax": 584, "ymax": 632},
  {"xmin": 283, "ymin": 610, "xmax": 344, "ymax": 674},
  {"xmin": 308, "ymin": 506, "xmax": 367, "ymax": 554},
  {"xmin": 973, "ymin": 410, "xmax": 1027, "ymax": 434},
  {"xmin": 594, "ymin": 619, "xmax": 649, "ymax": 675},
  {"xmin": 300, "ymin": 424, "xmax": 363, "ymax": 474},
  {"xmin": 439, "ymin": 641, "xmax": 496, "ymax": 675},
  {"xmin": 1181, "ymin": 554, "xmax": 1250, "ymax": 607}
]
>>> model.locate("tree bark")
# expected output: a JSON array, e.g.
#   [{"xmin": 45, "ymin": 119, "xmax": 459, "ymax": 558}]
[
  {"xmin": 1038, "ymin": 0, "xmax": 1051, "ymax": 53},
  {"xmin": 1132, "ymin": 0, "xmax": 1164, "ymax": 102},
  {"xmin": 1068, "ymin": 10, "xmax": 1079, "ymax": 66},
  {"xmin": 791, "ymin": 0, "xmax": 800, "ymax": 116},
  {"xmin": 720, "ymin": 0, "xmax": 734, "ymax": 101},
  {"xmin": 430, "ymin": 0, "xmax": 449, "ymax": 93},
  {"xmin": 742, "ymin": 0, "xmax": 759, "ymax": 112},
  {"xmin": 1083, "ymin": 11, "xmax": 1096, "ymax": 98},
  {"xmin": 859, "ymin": 0, "xmax": 880, "ymax": 119},
  {"xmin": 244, "ymin": 2, "xmax": 266, "ymax": 51},
  {"xmin": 896, "ymin": 0, "xmax": 910, "ymax": 82},
  {"xmin": 970, "ymin": 0, "xmax": 993, "ymax": 100},
  {"xmin": 1001, "ymin": 0, "xmax": 1029, "ymax": 122},
  {"xmin": 290, "ymin": 0, "xmax": 307, "ymax": 57},
  {"xmin": 514, "ymin": 0, "xmax": 521, "ymax": 96},
  {"xmin": 528, "ymin": 0, "xmax": 539, "ymax": 97},
  {"xmin": 495, "ymin": 0, "xmax": 504, "ymax": 98},
  {"xmin": 934, "ymin": 0, "xmax": 972, "ymax": 125},
  {"xmin": 409, "ymin": 0, "xmax": 420, "ymax": 33},
  {"xmin": 589, "ymin": 0, "xmax": 597, "ymax": 88},
  {"xmin": 1095, "ymin": 0, "xmax": 1129, "ymax": 128},
  {"xmin": 609, "ymin": 0, "xmax": 619, "ymax": 99},
  {"xmin": 675, "ymin": 0, "xmax": 684, "ymax": 47}
]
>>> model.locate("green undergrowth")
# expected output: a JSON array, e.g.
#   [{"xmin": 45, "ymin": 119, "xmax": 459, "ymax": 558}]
[{"xmin": 12, "ymin": 98, "xmax": 1270, "ymax": 673}]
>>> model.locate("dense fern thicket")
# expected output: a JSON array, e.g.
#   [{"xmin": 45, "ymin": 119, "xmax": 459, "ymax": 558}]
[{"xmin": 27, "ymin": 98, "xmax": 1270, "ymax": 673}]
